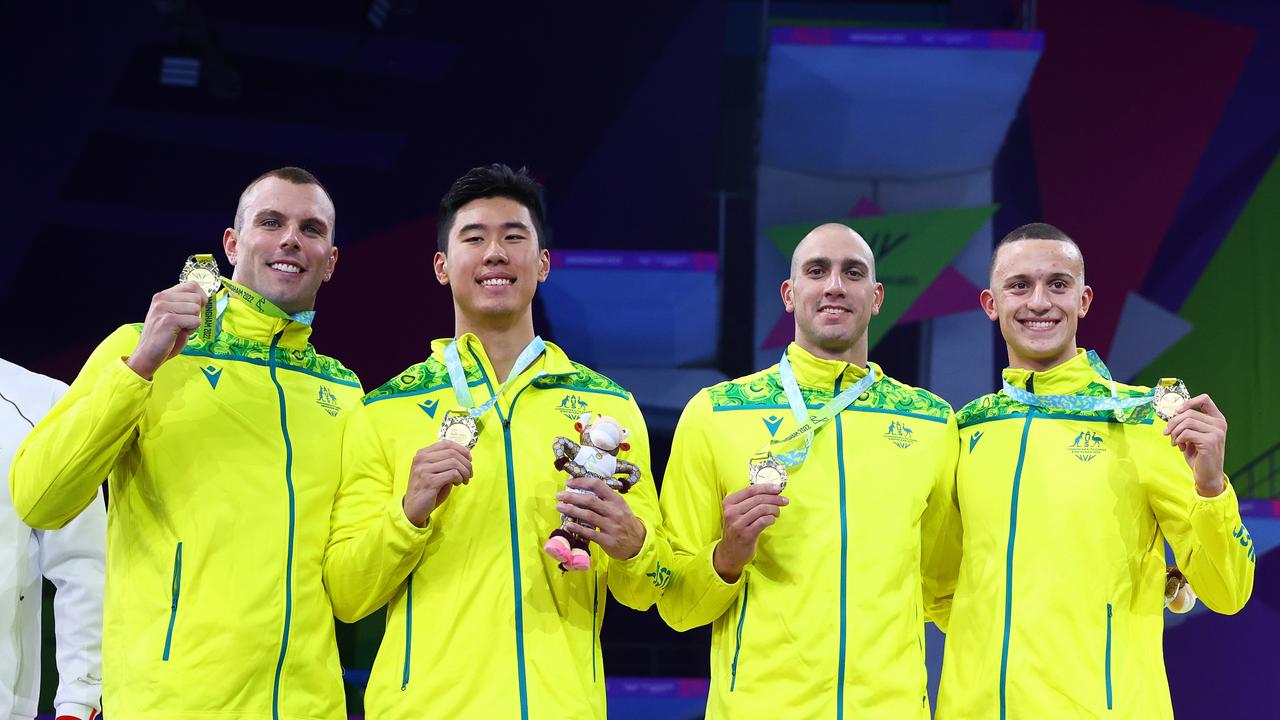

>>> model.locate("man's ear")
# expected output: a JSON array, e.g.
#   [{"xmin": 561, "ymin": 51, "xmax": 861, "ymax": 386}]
[{"xmin": 433, "ymin": 251, "xmax": 449, "ymax": 286}]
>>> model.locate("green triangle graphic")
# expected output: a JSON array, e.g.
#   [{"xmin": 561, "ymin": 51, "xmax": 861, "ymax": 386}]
[{"xmin": 764, "ymin": 204, "xmax": 998, "ymax": 347}]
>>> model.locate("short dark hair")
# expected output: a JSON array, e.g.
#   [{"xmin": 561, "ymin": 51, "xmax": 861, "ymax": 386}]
[
  {"xmin": 990, "ymin": 222, "xmax": 1084, "ymax": 279},
  {"xmin": 234, "ymin": 166, "xmax": 336, "ymax": 241},
  {"xmin": 436, "ymin": 164, "xmax": 547, "ymax": 254}
]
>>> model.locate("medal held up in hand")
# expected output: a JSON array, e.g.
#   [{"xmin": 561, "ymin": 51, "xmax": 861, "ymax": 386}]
[{"xmin": 180, "ymin": 254, "xmax": 222, "ymax": 342}]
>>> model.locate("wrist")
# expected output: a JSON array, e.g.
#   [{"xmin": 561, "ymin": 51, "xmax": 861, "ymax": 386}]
[
  {"xmin": 712, "ymin": 542, "xmax": 744, "ymax": 583},
  {"xmin": 1195, "ymin": 474, "xmax": 1226, "ymax": 498},
  {"xmin": 125, "ymin": 355, "xmax": 156, "ymax": 381},
  {"xmin": 402, "ymin": 496, "xmax": 429, "ymax": 528}
]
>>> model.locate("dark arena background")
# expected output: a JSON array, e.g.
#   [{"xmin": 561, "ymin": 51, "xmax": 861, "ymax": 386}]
[{"xmin": 2, "ymin": 1, "xmax": 1278, "ymax": 718}]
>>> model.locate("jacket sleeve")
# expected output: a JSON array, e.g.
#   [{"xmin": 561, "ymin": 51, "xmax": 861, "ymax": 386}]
[
  {"xmin": 323, "ymin": 403, "xmax": 430, "ymax": 623},
  {"xmin": 37, "ymin": 488, "xmax": 106, "ymax": 717},
  {"xmin": 920, "ymin": 410, "xmax": 962, "ymax": 632},
  {"xmin": 1142, "ymin": 419, "xmax": 1254, "ymax": 615},
  {"xmin": 656, "ymin": 391, "xmax": 743, "ymax": 632},
  {"xmin": 603, "ymin": 397, "xmax": 674, "ymax": 611},
  {"xmin": 10, "ymin": 325, "xmax": 148, "ymax": 529}
]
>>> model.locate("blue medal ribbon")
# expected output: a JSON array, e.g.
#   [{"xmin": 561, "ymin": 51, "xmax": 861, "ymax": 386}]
[
  {"xmin": 767, "ymin": 351, "xmax": 878, "ymax": 471},
  {"xmin": 443, "ymin": 336, "xmax": 547, "ymax": 418},
  {"xmin": 1000, "ymin": 350, "xmax": 1154, "ymax": 421}
]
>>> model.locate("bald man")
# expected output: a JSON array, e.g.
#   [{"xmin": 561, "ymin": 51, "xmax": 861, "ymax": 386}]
[{"xmin": 657, "ymin": 224, "xmax": 961, "ymax": 718}]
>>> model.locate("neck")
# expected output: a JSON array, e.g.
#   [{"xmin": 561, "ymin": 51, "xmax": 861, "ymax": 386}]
[
  {"xmin": 1006, "ymin": 345, "xmax": 1078, "ymax": 373},
  {"xmin": 456, "ymin": 308, "xmax": 536, "ymax": 383},
  {"xmin": 228, "ymin": 272, "xmax": 313, "ymax": 315},
  {"xmin": 795, "ymin": 330, "xmax": 867, "ymax": 367}
]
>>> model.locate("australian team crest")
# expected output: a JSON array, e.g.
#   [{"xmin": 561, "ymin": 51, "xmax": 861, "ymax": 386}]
[
  {"xmin": 1069, "ymin": 430, "xmax": 1106, "ymax": 462},
  {"xmin": 316, "ymin": 385, "xmax": 341, "ymax": 417},
  {"xmin": 884, "ymin": 420, "xmax": 917, "ymax": 449},
  {"xmin": 556, "ymin": 393, "xmax": 590, "ymax": 420}
]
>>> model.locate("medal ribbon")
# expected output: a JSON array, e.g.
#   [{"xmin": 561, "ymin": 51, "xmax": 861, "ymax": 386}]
[
  {"xmin": 1000, "ymin": 350, "xmax": 1153, "ymax": 421},
  {"xmin": 185, "ymin": 254, "xmax": 316, "ymax": 343},
  {"xmin": 443, "ymin": 336, "xmax": 547, "ymax": 419},
  {"xmin": 764, "ymin": 350, "xmax": 879, "ymax": 471}
]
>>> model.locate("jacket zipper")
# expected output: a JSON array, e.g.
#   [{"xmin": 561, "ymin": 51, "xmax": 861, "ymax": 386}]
[
  {"xmin": 835, "ymin": 375, "xmax": 850, "ymax": 719},
  {"xmin": 471, "ymin": 348, "xmax": 531, "ymax": 720},
  {"xmin": 162, "ymin": 542, "xmax": 183, "ymax": 660},
  {"xmin": 268, "ymin": 330, "xmax": 297, "ymax": 720},
  {"xmin": 401, "ymin": 576, "xmax": 413, "ymax": 690},
  {"xmin": 1105, "ymin": 603, "xmax": 1114, "ymax": 710},
  {"xmin": 998, "ymin": 405, "xmax": 1036, "ymax": 720}
]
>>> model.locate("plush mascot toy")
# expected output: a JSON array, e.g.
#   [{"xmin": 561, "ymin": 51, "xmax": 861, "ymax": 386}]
[{"xmin": 546, "ymin": 413, "xmax": 642, "ymax": 571}]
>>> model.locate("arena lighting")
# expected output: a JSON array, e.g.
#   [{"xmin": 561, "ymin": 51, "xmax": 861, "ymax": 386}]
[
  {"xmin": 160, "ymin": 56, "xmax": 200, "ymax": 87},
  {"xmin": 367, "ymin": 0, "xmax": 419, "ymax": 29}
]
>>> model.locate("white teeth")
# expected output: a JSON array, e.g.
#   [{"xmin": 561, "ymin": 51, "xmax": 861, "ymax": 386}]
[
  {"xmin": 1024, "ymin": 320, "xmax": 1055, "ymax": 329},
  {"xmin": 270, "ymin": 263, "xmax": 301, "ymax": 274},
  {"xmin": 481, "ymin": 278, "xmax": 514, "ymax": 286},
  {"xmin": 820, "ymin": 307, "xmax": 848, "ymax": 314}
]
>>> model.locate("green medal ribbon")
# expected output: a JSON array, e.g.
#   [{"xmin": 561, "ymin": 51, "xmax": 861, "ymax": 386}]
[{"xmin": 180, "ymin": 254, "xmax": 315, "ymax": 344}]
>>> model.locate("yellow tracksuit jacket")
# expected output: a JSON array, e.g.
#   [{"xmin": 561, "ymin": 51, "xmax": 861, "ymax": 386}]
[
  {"xmin": 323, "ymin": 334, "xmax": 672, "ymax": 719},
  {"xmin": 658, "ymin": 343, "xmax": 961, "ymax": 719},
  {"xmin": 937, "ymin": 349, "xmax": 1255, "ymax": 719},
  {"xmin": 8, "ymin": 294, "xmax": 362, "ymax": 720}
]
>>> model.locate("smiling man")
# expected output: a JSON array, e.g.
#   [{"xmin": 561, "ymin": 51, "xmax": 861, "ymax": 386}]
[
  {"xmin": 9, "ymin": 167, "xmax": 362, "ymax": 719},
  {"xmin": 936, "ymin": 223, "xmax": 1254, "ymax": 719},
  {"xmin": 657, "ymin": 223, "xmax": 961, "ymax": 718},
  {"xmin": 322, "ymin": 164, "xmax": 670, "ymax": 718}
]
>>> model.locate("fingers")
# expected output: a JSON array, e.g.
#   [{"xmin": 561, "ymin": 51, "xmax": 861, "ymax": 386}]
[
  {"xmin": 724, "ymin": 483, "xmax": 784, "ymax": 506},
  {"xmin": 563, "ymin": 522, "xmax": 601, "ymax": 544},
  {"xmin": 566, "ymin": 475, "xmax": 616, "ymax": 498},
  {"xmin": 726, "ymin": 492, "xmax": 788, "ymax": 517},
  {"xmin": 558, "ymin": 502, "xmax": 606, "ymax": 530},
  {"xmin": 736, "ymin": 501, "xmax": 782, "ymax": 528},
  {"xmin": 1166, "ymin": 413, "xmax": 1220, "ymax": 438},
  {"xmin": 1169, "ymin": 426, "xmax": 1217, "ymax": 449},
  {"xmin": 1178, "ymin": 393, "xmax": 1224, "ymax": 421}
]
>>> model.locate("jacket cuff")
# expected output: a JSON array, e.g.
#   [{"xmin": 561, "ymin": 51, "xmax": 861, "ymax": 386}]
[
  {"xmin": 386, "ymin": 498, "xmax": 433, "ymax": 549},
  {"xmin": 55, "ymin": 703, "xmax": 99, "ymax": 720}
]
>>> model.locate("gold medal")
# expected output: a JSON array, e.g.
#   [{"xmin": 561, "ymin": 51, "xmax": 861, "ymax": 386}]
[
  {"xmin": 1151, "ymin": 378, "xmax": 1190, "ymax": 421},
  {"xmin": 748, "ymin": 452, "xmax": 787, "ymax": 489},
  {"xmin": 439, "ymin": 410, "xmax": 479, "ymax": 449},
  {"xmin": 179, "ymin": 254, "xmax": 222, "ymax": 299}
]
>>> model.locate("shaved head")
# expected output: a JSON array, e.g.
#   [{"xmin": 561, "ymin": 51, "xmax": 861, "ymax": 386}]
[
  {"xmin": 781, "ymin": 222, "xmax": 883, "ymax": 364},
  {"xmin": 791, "ymin": 223, "xmax": 876, "ymax": 281}
]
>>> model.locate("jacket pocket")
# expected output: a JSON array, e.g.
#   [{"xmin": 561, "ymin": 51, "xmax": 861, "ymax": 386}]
[
  {"xmin": 729, "ymin": 579, "xmax": 749, "ymax": 692},
  {"xmin": 1104, "ymin": 603, "xmax": 1113, "ymax": 710},
  {"xmin": 163, "ymin": 542, "xmax": 182, "ymax": 661}
]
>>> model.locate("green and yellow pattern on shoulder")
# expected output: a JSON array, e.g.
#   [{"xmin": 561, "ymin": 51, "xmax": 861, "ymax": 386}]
[
  {"xmin": 533, "ymin": 362, "xmax": 630, "ymax": 399},
  {"xmin": 181, "ymin": 328, "xmax": 359, "ymax": 387},
  {"xmin": 362, "ymin": 358, "xmax": 483, "ymax": 405},
  {"xmin": 957, "ymin": 381, "xmax": 1155, "ymax": 428},
  {"xmin": 709, "ymin": 368, "xmax": 951, "ymax": 421}
]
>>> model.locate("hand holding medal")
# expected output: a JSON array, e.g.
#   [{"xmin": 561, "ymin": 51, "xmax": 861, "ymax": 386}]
[
  {"xmin": 1161, "ymin": 389, "xmax": 1229, "ymax": 498},
  {"xmin": 403, "ymin": 438, "xmax": 474, "ymax": 528},
  {"xmin": 125, "ymin": 256, "xmax": 215, "ymax": 381}
]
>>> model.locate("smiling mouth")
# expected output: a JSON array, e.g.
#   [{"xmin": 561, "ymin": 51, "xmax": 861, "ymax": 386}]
[
  {"xmin": 269, "ymin": 261, "xmax": 303, "ymax": 275},
  {"xmin": 1018, "ymin": 318, "xmax": 1060, "ymax": 330},
  {"xmin": 479, "ymin": 277, "xmax": 515, "ymax": 287},
  {"xmin": 818, "ymin": 306, "xmax": 851, "ymax": 316}
]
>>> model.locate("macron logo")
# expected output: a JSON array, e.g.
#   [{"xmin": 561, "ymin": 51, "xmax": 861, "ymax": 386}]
[
  {"xmin": 762, "ymin": 415, "xmax": 783, "ymax": 437},
  {"xmin": 200, "ymin": 365, "xmax": 222, "ymax": 390},
  {"xmin": 969, "ymin": 431, "xmax": 983, "ymax": 453},
  {"xmin": 418, "ymin": 399, "xmax": 439, "ymax": 418}
]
